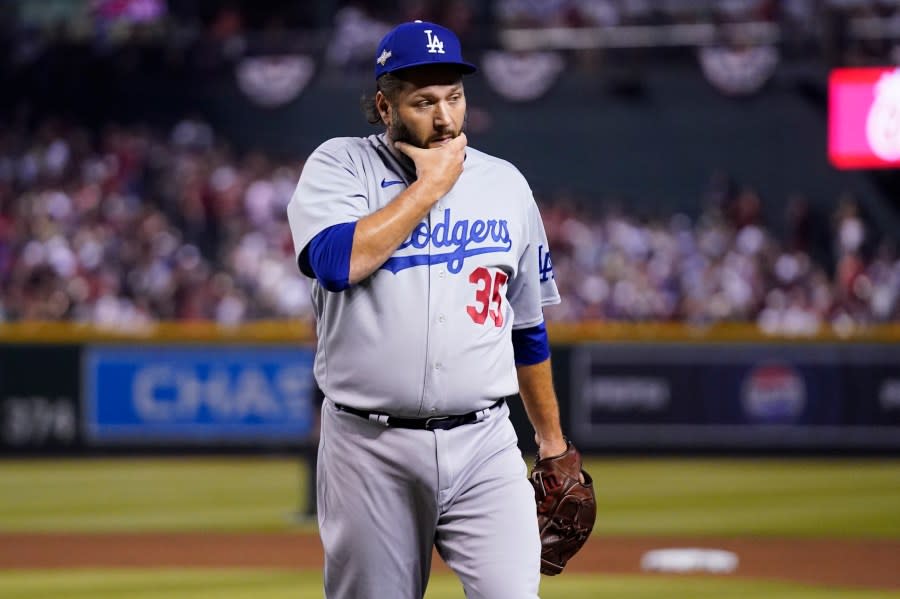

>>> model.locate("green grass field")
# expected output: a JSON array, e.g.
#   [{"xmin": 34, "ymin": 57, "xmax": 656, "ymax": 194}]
[
  {"xmin": 1, "ymin": 457, "xmax": 898, "ymax": 536},
  {"xmin": 1, "ymin": 457, "xmax": 899, "ymax": 598},
  {"xmin": 0, "ymin": 458, "xmax": 308, "ymax": 533},
  {"xmin": 2, "ymin": 570, "xmax": 899, "ymax": 599}
]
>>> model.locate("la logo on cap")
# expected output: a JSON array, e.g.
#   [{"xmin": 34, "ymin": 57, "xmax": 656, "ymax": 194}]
[{"xmin": 424, "ymin": 29, "xmax": 445, "ymax": 54}]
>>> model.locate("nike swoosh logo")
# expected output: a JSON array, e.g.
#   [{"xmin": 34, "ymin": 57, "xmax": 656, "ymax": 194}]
[{"xmin": 381, "ymin": 179, "xmax": 404, "ymax": 188}]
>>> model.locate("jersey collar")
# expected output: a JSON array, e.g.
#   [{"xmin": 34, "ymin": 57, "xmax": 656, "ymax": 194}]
[
  {"xmin": 374, "ymin": 133, "xmax": 417, "ymax": 182},
  {"xmin": 373, "ymin": 132, "xmax": 470, "ymax": 185}
]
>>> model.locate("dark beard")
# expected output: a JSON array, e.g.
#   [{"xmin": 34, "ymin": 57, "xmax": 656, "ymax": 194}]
[
  {"xmin": 388, "ymin": 108, "xmax": 420, "ymax": 148},
  {"xmin": 388, "ymin": 107, "xmax": 467, "ymax": 149}
]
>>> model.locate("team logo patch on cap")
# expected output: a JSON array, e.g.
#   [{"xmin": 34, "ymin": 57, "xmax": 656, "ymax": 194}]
[{"xmin": 377, "ymin": 49, "xmax": 392, "ymax": 66}]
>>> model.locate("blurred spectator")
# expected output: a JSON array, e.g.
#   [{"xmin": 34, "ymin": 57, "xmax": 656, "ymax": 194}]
[{"xmin": 325, "ymin": 4, "xmax": 391, "ymax": 74}]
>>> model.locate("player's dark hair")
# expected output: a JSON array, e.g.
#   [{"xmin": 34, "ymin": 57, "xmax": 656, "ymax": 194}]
[{"xmin": 361, "ymin": 73, "xmax": 406, "ymax": 125}]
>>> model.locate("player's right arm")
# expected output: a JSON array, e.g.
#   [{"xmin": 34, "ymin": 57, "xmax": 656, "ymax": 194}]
[
  {"xmin": 347, "ymin": 133, "xmax": 466, "ymax": 283},
  {"xmin": 287, "ymin": 134, "xmax": 467, "ymax": 289}
]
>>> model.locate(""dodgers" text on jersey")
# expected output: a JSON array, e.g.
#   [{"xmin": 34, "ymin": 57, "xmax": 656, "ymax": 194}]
[{"xmin": 381, "ymin": 208, "xmax": 512, "ymax": 274}]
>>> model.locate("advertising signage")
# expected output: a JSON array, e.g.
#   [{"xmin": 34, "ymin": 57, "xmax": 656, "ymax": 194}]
[
  {"xmin": 571, "ymin": 343, "xmax": 900, "ymax": 450},
  {"xmin": 85, "ymin": 346, "xmax": 317, "ymax": 444},
  {"xmin": 829, "ymin": 67, "xmax": 900, "ymax": 170}
]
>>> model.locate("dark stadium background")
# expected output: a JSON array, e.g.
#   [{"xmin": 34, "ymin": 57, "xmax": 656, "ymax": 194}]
[{"xmin": 1, "ymin": 0, "xmax": 899, "ymax": 452}]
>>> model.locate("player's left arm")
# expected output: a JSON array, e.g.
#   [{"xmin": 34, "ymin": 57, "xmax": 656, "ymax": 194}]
[
  {"xmin": 509, "ymin": 187, "xmax": 597, "ymax": 573},
  {"xmin": 517, "ymin": 356, "xmax": 567, "ymax": 459},
  {"xmin": 507, "ymin": 184, "xmax": 566, "ymax": 458}
]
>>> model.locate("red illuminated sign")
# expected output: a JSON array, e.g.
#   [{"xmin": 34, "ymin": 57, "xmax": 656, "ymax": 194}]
[{"xmin": 829, "ymin": 67, "xmax": 900, "ymax": 170}]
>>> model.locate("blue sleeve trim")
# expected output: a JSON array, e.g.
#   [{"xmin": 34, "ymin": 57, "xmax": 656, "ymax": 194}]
[
  {"xmin": 307, "ymin": 222, "xmax": 356, "ymax": 292},
  {"xmin": 512, "ymin": 321, "xmax": 550, "ymax": 366}
]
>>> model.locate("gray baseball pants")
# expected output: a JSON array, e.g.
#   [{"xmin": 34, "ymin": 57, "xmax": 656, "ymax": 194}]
[{"xmin": 317, "ymin": 398, "xmax": 541, "ymax": 599}]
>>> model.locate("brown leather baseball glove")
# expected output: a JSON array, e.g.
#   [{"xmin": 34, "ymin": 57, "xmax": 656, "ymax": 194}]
[{"xmin": 529, "ymin": 441, "xmax": 596, "ymax": 575}]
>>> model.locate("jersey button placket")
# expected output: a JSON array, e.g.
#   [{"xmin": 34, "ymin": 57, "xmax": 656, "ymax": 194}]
[
  {"xmin": 422, "ymin": 208, "xmax": 441, "ymax": 415},
  {"xmin": 426, "ymin": 203, "xmax": 451, "ymax": 414}
]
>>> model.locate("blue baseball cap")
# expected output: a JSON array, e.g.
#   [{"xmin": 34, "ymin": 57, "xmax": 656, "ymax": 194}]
[{"xmin": 374, "ymin": 20, "xmax": 477, "ymax": 80}]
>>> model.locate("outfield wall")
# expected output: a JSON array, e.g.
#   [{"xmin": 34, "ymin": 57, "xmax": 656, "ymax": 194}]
[{"xmin": 1, "ymin": 322, "xmax": 899, "ymax": 454}]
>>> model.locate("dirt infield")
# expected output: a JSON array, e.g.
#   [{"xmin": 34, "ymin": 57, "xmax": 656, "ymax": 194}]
[{"xmin": 1, "ymin": 533, "xmax": 898, "ymax": 590}]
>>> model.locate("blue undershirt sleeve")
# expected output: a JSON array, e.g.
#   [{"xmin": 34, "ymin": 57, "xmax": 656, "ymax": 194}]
[
  {"xmin": 511, "ymin": 321, "xmax": 550, "ymax": 366},
  {"xmin": 304, "ymin": 222, "xmax": 356, "ymax": 292}
]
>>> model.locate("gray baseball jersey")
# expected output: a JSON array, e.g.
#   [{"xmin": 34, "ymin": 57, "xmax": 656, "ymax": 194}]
[{"xmin": 287, "ymin": 133, "xmax": 560, "ymax": 416}]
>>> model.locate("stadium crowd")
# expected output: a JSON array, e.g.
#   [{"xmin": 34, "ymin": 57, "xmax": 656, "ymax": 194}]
[
  {"xmin": 540, "ymin": 188, "xmax": 899, "ymax": 333},
  {"xmin": 0, "ymin": 119, "xmax": 306, "ymax": 328},
  {"xmin": 0, "ymin": 119, "xmax": 897, "ymax": 333}
]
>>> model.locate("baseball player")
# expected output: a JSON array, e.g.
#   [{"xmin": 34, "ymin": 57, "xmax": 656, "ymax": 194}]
[{"xmin": 288, "ymin": 21, "xmax": 572, "ymax": 599}]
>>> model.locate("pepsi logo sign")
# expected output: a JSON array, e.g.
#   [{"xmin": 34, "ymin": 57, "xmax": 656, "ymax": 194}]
[{"xmin": 741, "ymin": 364, "xmax": 806, "ymax": 424}]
